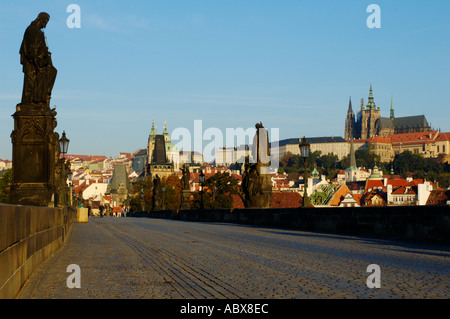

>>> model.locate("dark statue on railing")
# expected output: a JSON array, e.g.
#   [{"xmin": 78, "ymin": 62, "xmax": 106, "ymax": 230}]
[
  {"xmin": 152, "ymin": 175, "xmax": 163, "ymax": 211},
  {"xmin": 19, "ymin": 12, "xmax": 57, "ymax": 110},
  {"xmin": 239, "ymin": 122, "xmax": 272, "ymax": 208},
  {"xmin": 9, "ymin": 12, "xmax": 60, "ymax": 206}
]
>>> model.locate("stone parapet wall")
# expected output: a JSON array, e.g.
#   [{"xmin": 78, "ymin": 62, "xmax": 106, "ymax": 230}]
[
  {"xmin": 131, "ymin": 205, "xmax": 450, "ymax": 245},
  {"xmin": 0, "ymin": 204, "xmax": 76, "ymax": 299}
]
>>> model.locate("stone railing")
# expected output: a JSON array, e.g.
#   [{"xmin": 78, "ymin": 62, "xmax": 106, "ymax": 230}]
[
  {"xmin": 130, "ymin": 205, "xmax": 450, "ymax": 245},
  {"xmin": 0, "ymin": 204, "xmax": 76, "ymax": 299}
]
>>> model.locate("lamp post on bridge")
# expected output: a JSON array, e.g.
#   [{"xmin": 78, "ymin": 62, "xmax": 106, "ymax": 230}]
[
  {"xmin": 199, "ymin": 170, "xmax": 205, "ymax": 210},
  {"xmin": 59, "ymin": 131, "xmax": 69, "ymax": 206},
  {"xmin": 299, "ymin": 136, "xmax": 310, "ymax": 208}
]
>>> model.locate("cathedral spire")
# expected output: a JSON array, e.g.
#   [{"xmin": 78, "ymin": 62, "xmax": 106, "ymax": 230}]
[
  {"xmin": 150, "ymin": 119, "xmax": 157, "ymax": 136},
  {"xmin": 390, "ymin": 95, "xmax": 395, "ymax": 119},
  {"xmin": 347, "ymin": 96, "xmax": 353, "ymax": 114},
  {"xmin": 366, "ymin": 82, "xmax": 376, "ymax": 110}
]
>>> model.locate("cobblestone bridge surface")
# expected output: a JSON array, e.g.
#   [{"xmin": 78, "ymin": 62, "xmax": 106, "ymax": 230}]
[{"xmin": 19, "ymin": 216, "xmax": 449, "ymax": 299}]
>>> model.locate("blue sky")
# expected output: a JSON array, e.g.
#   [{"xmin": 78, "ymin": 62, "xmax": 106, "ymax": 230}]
[{"xmin": 1, "ymin": 0, "xmax": 449, "ymax": 160}]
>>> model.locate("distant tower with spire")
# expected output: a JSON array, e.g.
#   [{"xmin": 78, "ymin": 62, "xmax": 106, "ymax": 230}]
[
  {"xmin": 346, "ymin": 83, "xmax": 381, "ymax": 140},
  {"xmin": 390, "ymin": 96, "xmax": 395, "ymax": 119},
  {"xmin": 344, "ymin": 138, "xmax": 360, "ymax": 182},
  {"xmin": 344, "ymin": 97, "xmax": 355, "ymax": 140},
  {"xmin": 345, "ymin": 83, "xmax": 431, "ymax": 141},
  {"xmin": 360, "ymin": 82, "xmax": 381, "ymax": 139}
]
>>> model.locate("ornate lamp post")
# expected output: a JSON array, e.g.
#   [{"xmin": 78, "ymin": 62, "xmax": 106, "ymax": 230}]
[
  {"xmin": 68, "ymin": 170, "xmax": 73, "ymax": 206},
  {"xmin": 59, "ymin": 131, "xmax": 69, "ymax": 206},
  {"xmin": 199, "ymin": 170, "xmax": 205, "ymax": 210},
  {"xmin": 140, "ymin": 185, "xmax": 144, "ymax": 212},
  {"xmin": 299, "ymin": 136, "xmax": 310, "ymax": 208},
  {"xmin": 162, "ymin": 185, "xmax": 166, "ymax": 210}
]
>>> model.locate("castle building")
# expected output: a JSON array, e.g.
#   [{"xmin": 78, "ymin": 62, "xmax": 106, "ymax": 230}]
[{"xmin": 345, "ymin": 84, "xmax": 431, "ymax": 140}]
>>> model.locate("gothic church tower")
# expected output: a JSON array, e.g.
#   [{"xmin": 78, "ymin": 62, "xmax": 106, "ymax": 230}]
[
  {"xmin": 360, "ymin": 83, "xmax": 381, "ymax": 139},
  {"xmin": 344, "ymin": 97, "xmax": 355, "ymax": 140}
]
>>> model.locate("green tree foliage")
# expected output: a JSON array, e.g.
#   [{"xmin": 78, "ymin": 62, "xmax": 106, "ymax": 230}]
[
  {"xmin": 162, "ymin": 174, "xmax": 182, "ymax": 210},
  {"xmin": 130, "ymin": 177, "xmax": 153, "ymax": 212},
  {"xmin": 278, "ymin": 149, "xmax": 450, "ymax": 187},
  {"xmin": 0, "ymin": 169, "xmax": 12, "ymax": 203},
  {"xmin": 279, "ymin": 151, "xmax": 340, "ymax": 180},
  {"xmin": 387, "ymin": 151, "xmax": 450, "ymax": 187},
  {"xmin": 193, "ymin": 172, "xmax": 239, "ymax": 209}
]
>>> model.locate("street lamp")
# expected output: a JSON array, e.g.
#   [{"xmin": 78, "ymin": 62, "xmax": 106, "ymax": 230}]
[
  {"xmin": 68, "ymin": 170, "xmax": 73, "ymax": 206},
  {"xmin": 299, "ymin": 136, "xmax": 310, "ymax": 208},
  {"xmin": 162, "ymin": 185, "xmax": 166, "ymax": 210},
  {"xmin": 199, "ymin": 170, "xmax": 205, "ymax": 209},
  {"xmin": 140, "ymin": 186, "xmax": 144, "ymax": 212},
  {"xmin": 59, "ymin": 131, "xmax": 70, "ymax": 206}
]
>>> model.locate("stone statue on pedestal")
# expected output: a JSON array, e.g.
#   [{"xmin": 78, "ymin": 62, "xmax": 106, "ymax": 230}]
[
  {"xmin": 152, "ymin": 175, "xmax": 163, "ymax": 211},
  {"xmin": 180, "ymin": 164, "xmax": 192, "ymax": 210},
  {"xmin": 19, "ymin": 12, "xmax": 57, "ymax": 110},
  {"xmin": 9, "ymin": 12, "xmax": 59, "ymax": 206},
  {"xmin": 240, "ymin": 123, "xmax": 272, "ymax": 208}
]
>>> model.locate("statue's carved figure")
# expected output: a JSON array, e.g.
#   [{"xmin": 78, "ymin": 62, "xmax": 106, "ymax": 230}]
[
  {"xmin": 20, "ymin": 12, "xmax": 57, "ymax": 108},
  {"xmin": 181, "ymin": 164, "xmax": 190, "ymax": 190}
]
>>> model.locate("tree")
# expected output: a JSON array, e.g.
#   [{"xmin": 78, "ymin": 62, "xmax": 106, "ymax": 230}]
[
  {"xmin": 162, "ymin": 174, "xmax": 182, "ymax": 210},
  {"xmin": 130, "ymin": 177, "xmax": 153, "ymax": 211},
  {"xmin": 355, "ymin": 149, "xmax": 380, "ymax": 170},
  {"xmin": 0, "ymin": 169, "xmax": 12, "ymax": 203},
  {"xmin": 193, "ymin": 172, "xmax": 239, "ymax": 209}
]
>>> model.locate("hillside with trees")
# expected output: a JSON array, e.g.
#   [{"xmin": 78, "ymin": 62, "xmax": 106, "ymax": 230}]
[{"xmin": 278, "ymin": 150, "xmax": 450, "ymax": 188}]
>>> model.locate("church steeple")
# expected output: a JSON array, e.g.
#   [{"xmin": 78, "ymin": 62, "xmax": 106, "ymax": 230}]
[
  {"xmin": 345, "ymin": 96, "xmax": 355, "ymax": 140},
  {"xmin": 163, "ymin": 121, "xmax": 169, "ymax": 135},
  {"xmin": 347, "ymin": 96, "xmax": 353, "ymax": 114},
  {"xmin": 390, "ymin": 96, "xmax": 395, "ymax": 119},
  {"xmin": 150, "ymin": 119, "xmax": 157, "ymax": 136},
  {"xmin": 366, "ymin": 82, "xmax": 376, "ymax": 110}
]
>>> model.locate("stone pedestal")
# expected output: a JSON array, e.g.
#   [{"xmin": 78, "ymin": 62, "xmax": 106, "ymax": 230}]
[
  {"xmin": 9, "ymin": 104, "xmax": 59, "ymax": 206},
  {"xmin": 180, "ymin": 190, "xmax": 192, "ymax": 210}
]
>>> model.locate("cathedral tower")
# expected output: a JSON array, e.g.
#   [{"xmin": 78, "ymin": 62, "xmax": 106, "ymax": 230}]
[
  {"xmin": 360, "ymin": 83, "xmax": 380, "ymax": 139},
  {"xmin": 344, "ymin": 97, "xmax": 355, "ymax": 140}
]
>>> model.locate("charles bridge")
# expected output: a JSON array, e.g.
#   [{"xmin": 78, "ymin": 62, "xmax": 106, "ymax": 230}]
[
  {"xmin": 1, "ymin": 11, "xmax": 449, "ymax": 302},
  {"xmin": 1, "ymin": 203, "xmax": 449, "ymax": 299}
]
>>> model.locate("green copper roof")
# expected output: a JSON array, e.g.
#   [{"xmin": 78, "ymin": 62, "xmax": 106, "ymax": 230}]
[
  {"xmin": 311, "ymin": 165, "xmax": 319, "ymax": 178},
  {"xmin": 150, "ymin": 119, "xmax": 157, "ymax": 136},
  {"xmin": 366, "ymin": 83, "xmax": 377, "ymax": 110}
]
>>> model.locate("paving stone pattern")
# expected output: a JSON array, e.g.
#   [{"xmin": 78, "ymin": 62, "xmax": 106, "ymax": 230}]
[{"xmin": 19, "ymin": 217, "xmax": 450, "ymax": 299}]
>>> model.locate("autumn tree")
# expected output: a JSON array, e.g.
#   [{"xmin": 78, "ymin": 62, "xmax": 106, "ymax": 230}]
[
  {"xmin": 193, "ymin": 172, "xmax": 239, "ymax": 209},
  {"xmin": 0, "ymin": 169, "xmax": 12, "ymax": 203},
  {"xmin": 162, "ymin": 174, "xmax": 182, "ymax": 210}
]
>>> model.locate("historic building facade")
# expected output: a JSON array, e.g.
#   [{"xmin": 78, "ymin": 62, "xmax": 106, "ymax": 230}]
[{"xmin": 345, "ymin": 84, "xmax": 431, "ymax": 140}]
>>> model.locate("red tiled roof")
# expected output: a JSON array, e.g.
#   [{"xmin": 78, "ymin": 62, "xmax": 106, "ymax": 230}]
[
  {"xmin": 436, "ymin": 132, "xmax": 450, "ymax": 141},
  {"xmin": 272, "ymin": 192, "xmax": 302, "ymax": 208},
  {"xmin": 365, "ymin": 178, "xmax": 424, "ymax": 193},
  {"xmin": 392, "ymin": 186, "xmax": 417, "ymax": 195},
  {"xmin": 368, "ymin": 136, "xmax": 392, "ymax": 144},
  {"xmin": 389, "ymin": 131, "xmax": 439, "ymax": 145},
  {"xmin": 328, "ymin": 184, "xmax": 352, "ymax": 206},
  {"xmin": 426, "ymin": 190, "xmax": 450, "ymax": 205},
  {"xmin": 231, "ymin": 192, "xmax": 302, "ymax": 209}
]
